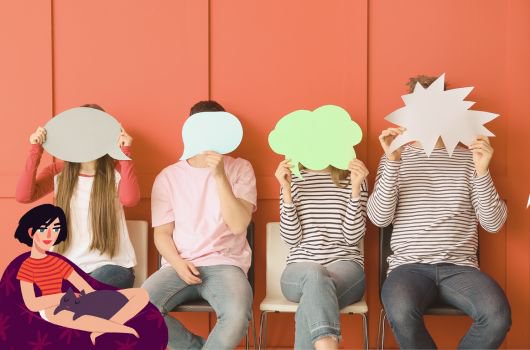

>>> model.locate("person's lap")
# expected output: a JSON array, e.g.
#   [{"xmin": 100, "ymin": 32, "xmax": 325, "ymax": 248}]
[
  {"xmin": 90, "ymin": 264, "xmax": 135, "ymax": 289},
  {"xmin": 382, "ymin": 263, "xmax": 511, "ymax": 348}
]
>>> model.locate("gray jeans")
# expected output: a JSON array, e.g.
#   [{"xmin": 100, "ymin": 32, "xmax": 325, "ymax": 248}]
[
  {"xmin": 280, "ymin": 260, "xmax": 365, "ymax": 349},
  {"xmin": 142, "ymin": 264, "xmax": 252, "ymax": 350}
]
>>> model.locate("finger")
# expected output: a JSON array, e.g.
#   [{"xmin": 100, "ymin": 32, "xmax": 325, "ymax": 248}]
[
  {"xmin": 349, "ymin": 164, "xmax": 367, "ymax": 173},
  {"xmin": 389, "ymin": 127, "xmax": 404, "ymax": 135},
  {"xmin": 471, "ymin": 140, "xmax": 490, "ymax": 147},
  {"xmin": 185, "ymin": 276, "xmax": 201, "ymax": 285},
  {"xmin": 184, "ymin": 271, "xmax": 202, "ymax": 284},
  {"xmin": 204, "ymin": 150, "xmax": 221, "ymax": 156},
  {"xmin": 476, "ymin": 135, "xmax": 490, "ymax": 144},
  {"xmin": 349, "ymin": 159, "xmax": 364, "ymax": 166},
  {"xmin": 350, "ymin": 160, "xmax": 368, "ymax": 170},
  {"xmin": 470, "ymin": 144, "xmax": 492, "ymax": 153},
  {"xmin": 350, "ymin": 170, "xmax": 363, "ymax": 179},
  {"xmin": 188, "ymin": 264, "xmax": 200, "ymax": 276},
  {"xmin": 474, "ymin": 144, "xmax": 492, "ymax": 153},
  {"xmin": 380, "ymin": 130, "xmax": 391, "ymax": 138}
]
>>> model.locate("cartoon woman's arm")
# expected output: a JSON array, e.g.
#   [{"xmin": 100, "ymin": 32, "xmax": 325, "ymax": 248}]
[
  {"xmin": 66, "ymin": 270, "xmax": 95, "ymax": 294},
  {"xmin": 20, "ymin": 281, "xmax": 65, "ymax": 311}
]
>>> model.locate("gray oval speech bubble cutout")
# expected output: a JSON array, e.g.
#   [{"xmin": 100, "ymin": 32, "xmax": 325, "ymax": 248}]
[{"xmin": 43, "ymin": 107, "xmax": 130, "ymax": 163}]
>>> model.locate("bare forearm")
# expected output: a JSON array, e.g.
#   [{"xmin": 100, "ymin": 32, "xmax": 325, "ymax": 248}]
[
  {"xmin": 154, "ymin": 231, "xmax": 185, "ymax": 268},
  {"xmin": 68, "ymin": 271, "xmax": 95, "ymax": 293},
  {"xmin": 214, "ymin": 173, "xmax": 251, "ymax": 234}
]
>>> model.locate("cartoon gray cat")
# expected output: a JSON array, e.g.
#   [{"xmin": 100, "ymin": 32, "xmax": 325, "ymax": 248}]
[{"xmin": 54, "ymin": 287, "xmax": 128, "ymax": 320}]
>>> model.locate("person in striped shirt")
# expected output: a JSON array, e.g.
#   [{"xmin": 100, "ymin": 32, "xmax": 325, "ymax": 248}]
[
  {"xmin": 14, "ymin": 204, "xmax": 148, "ymax": 345},
  {"xmin": 367, "ymin": 75, "xmax": 511, "ymax": 349},
  {"xmin": 276, "ymin": 158, "xmax": 368, "ymax": 350}
]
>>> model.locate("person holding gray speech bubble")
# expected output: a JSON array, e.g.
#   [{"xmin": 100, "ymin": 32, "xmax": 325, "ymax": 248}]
[{"xmin": 15, "ymin": 104, "xmax": 140, "ymax": 289}]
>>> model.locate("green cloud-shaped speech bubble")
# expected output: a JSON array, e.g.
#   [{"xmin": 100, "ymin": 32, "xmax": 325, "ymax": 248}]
[{"xmin": 268, "ymin": 105, "xmax": 363, "ymax": 178}]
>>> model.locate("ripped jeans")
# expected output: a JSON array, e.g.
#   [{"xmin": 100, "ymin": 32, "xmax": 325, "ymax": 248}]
[{"xmin": 280, "ymin": 260, "xmax": 365, "ymax": 349}]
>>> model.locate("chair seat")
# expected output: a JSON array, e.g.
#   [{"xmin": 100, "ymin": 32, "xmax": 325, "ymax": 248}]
[
  {"xmin": 173, "ymin": 299, "xmax": 214, "ymax": 313},
  {"xmin": 426, "ymin": 303, "xmax": 465, "ymax": 316},
  {"xmin": 260, "ymin": 296, "xmax": 368, "ymax": 314}
]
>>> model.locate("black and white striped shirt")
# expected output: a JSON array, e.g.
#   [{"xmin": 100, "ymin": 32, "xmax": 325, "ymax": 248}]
[
  {"xmin": 367, "ymin": 145, "xmax": 507, "ymax": 273},
  {"xmin": 280, "ymin": 170, "xmax": 368, "ymax": 267}
]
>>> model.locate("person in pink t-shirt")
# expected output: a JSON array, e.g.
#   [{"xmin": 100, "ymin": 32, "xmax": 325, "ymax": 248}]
[{"xmin": 142, "ymin": 100, "xmax": 257, "ymax": 350}]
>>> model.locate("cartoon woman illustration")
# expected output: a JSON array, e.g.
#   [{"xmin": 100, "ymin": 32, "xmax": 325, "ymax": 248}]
[{"xmin": 14, "ymin": 204, "xmax": 148, "ymax": 344}]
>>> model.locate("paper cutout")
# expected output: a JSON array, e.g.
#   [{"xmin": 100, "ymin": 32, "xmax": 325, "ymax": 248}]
[
  {"xmin": 44, "ymin": 107, "xmax": 130, "ymax": 162},
  {"xmin": 268, "ymin": 105, "xmax": 362, "ymax": 178},
  {"xmin": 180, "ymin": 111, "xmax": 243, "ymax": 160},
  {"xmin": 385, "ymin": 74, "xmax": 498, "ymax": 157}
]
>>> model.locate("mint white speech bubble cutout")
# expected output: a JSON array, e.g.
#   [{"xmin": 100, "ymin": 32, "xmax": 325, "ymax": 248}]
[
  {"xmin": 43, "ymin": 107, "xmax": 130, "ymax": 163},
  {"xmin": 180, "ymin": 111, "xmax": 243, "ymax": 160},
  {"xmin": 269, "ymin": 105, "xmax": 363, "ymax": 178}
]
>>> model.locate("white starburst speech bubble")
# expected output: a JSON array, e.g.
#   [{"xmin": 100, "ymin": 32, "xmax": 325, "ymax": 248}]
[{"xmin": 385, "ymin": 74, "xmax": 499, "ymax": 156}]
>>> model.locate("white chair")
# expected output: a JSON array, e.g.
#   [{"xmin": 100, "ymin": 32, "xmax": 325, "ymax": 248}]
[
  {"xmin": 126, "ymin": 220, "xmax": 148, "ymax": 288},
  {"xmin": 259, "ymin": 222, "xmax": 368, "ymax": 350}
]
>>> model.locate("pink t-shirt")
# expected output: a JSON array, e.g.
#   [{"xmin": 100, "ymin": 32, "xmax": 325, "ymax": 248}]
[{"xmin": 151, "ymin": 156, "xmax": 257, "ymax": 274}]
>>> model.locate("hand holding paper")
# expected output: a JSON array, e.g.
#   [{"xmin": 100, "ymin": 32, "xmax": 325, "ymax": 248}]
[
  {"xmin": 29, "ymin": 126, "xmax": 47, "ymax": 145},
  {"xmin": 379, "ymin": 127, "xmax": 406, "ymax": 160},
  {"xmin": 118, "ymin": 129, "xmax": 133, "ymax": 147},
  {"xmin": 204, "ymin": 151, "xmax": 226, "ymax": 178},
  {"xmin": 469, "ymin": 135, "xmax": 494, "ymax": 176},
  {"xmin": 348, "ymin": 158, "xmax": 369, "ymax": 198},
  {"xmin": 275, "ymin": 159, "xmax": 293, "ymax": 203}
]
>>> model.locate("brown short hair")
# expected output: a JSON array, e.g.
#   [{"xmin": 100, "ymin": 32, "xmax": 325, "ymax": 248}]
[
  {"xmin": 190, "ymin": 100, "xmax": 225, "ymax": 116},
  {"xmin": 406, "ymin": 75, "xmax": 447, "ymax": 93},
  {"xmin": 81, "ymin": 103, "xmax": 105, "ymax": 112}
]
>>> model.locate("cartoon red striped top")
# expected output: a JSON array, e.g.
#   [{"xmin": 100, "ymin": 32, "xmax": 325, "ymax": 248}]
[{"xmin": 16, "ymin": 254, "xmax": 73, "ymax": 295}]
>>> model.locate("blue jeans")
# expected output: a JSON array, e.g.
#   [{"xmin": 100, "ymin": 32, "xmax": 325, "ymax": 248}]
[
  {"xmin": 280, "ymin": 261, "xmax": 365, "ymax": 350},
  {"xmin": 89, "ymin": 264, "xmax": 135, "ymax": 289},
  {"xmin": 381, "ymin": 263, "xmax": 511, "ymax": 349},
  {"xmin": 142, "ymin": 264, "xmax": 252, "ymax": 350}
]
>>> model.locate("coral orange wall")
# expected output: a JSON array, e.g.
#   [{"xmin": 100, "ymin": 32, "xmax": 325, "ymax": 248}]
[{"xmin": 0, "ymin": 1, "xmax": 528, "ymax": 348}]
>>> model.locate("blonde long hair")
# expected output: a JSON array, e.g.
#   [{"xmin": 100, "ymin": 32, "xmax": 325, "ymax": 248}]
[
  {"xmin": 299, "ymin": 164, "xmax": 350, "ymax": 187},
  {"xmin": 55, "ymin": 154, "xmax": 120, "ymax": 257}
]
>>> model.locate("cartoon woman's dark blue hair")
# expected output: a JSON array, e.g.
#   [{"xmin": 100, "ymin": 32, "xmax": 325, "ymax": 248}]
[{"xmin": 14, "ymin": 204, "xmax": 68, "ymax": 247}]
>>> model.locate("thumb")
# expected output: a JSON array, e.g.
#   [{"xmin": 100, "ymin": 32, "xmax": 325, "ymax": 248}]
[{"xmin": 188, "ymin": 263, "xmax": 200, "ymax": 276}]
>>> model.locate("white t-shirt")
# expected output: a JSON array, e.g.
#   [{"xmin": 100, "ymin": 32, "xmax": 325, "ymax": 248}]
[{"xmin": 54, "ymin": 171, "xmax": 137, "ymax": 273}]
